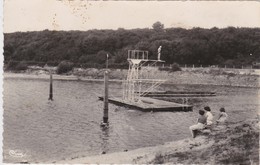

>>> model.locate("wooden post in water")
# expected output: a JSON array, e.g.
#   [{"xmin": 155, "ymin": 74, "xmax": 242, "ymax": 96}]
[
  {"xmin": 103, "ymin": 71, "xmax": 109, "ymax": 124},
  {"xmin": 48, "ymin": 71, "xmax": 53, "ymax": 101}
]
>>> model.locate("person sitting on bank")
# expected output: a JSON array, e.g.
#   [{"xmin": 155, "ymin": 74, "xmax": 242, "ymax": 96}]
[
  {"xmin": 189, "ymin": 110, "xmax": 207, "ymax": 138},
  {"xmin": 216, "ymin": 107, "xmax": 228, "ymax": 124},
  {"xmin": 204, "ymin": 106, "xmax": 213, "ymax": 126}
]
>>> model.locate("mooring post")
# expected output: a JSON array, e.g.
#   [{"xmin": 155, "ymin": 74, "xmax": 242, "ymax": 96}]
[
  {"xmin": 48, "ymin": 70, "xmax": 53, "ymax": 101},
  {"xmin": 103, "ymin": 71, "xmax": 109, "ymax": 124}
]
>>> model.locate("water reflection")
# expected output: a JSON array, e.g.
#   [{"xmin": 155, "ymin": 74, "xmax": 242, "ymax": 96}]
[{"xmin": 100, "ymin": 126, "xmax": 110, "ymax": 154}]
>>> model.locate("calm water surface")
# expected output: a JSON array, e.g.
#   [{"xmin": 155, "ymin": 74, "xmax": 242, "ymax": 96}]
[{"xmin": 3, "ymin": 76, "xmax": 259, "ymax": 163}]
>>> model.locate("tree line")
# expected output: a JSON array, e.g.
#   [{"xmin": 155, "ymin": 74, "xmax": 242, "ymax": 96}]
[{"xmin": 4, "ymin": 24, "xmax": 260, "ymax": 70}]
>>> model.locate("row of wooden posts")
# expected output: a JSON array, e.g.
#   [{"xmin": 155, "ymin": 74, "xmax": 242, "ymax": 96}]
[{"xmin": 48, "ymin": 70, "xmax": 109, "ymax": 125}]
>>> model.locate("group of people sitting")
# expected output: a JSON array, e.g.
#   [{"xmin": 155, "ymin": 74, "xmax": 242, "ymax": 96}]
[{"xmin": 189, "ymin": 106, "xmax": 228, "ymax": 138}]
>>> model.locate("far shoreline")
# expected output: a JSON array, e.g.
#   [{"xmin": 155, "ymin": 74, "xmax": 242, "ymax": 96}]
[{"xmin": 3, "ymin": 67, "xmax": 260, "ymax": 88}]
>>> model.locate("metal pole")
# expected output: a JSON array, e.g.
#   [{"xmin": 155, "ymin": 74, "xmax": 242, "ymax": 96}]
[
  {"xmin": 103, "ymin": 71, "xmax": 109, "ymax": 124},
  {"xmin": 48, "ymin": 71, "xmax": 53, "ymax": 101}
]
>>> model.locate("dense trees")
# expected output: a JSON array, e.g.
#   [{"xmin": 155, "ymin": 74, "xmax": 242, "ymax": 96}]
[{"xmin": 4, "ymin": 26, "xmax": 260, "ymax": 70}]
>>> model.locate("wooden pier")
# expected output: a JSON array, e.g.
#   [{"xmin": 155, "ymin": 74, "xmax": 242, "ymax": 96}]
[{"xmin": 99, "ymin": 96, "xmax": 192, "ymax": 112}]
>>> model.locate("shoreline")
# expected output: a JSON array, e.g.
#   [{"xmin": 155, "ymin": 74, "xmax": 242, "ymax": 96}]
[
  {"xmin": 3, "ymin": 72, "xmax": 123, "ymax": 82},
  {"xmin": 57, "ymin": 136, "xmax": 213, "ymax": 164},
  {"xmin": 56, "ymin": 118, "xmax": 258, "ymax": 164},
  {"xmin": 3, "ymin": 70, "xmax": 260, "ymax": 88}
]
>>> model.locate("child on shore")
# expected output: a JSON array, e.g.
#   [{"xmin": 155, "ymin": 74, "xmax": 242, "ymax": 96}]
[
  {"xmin": 216, "ymin": 107, "xmax": 228, "ymax": 123},
  {"xmin": 204, "ymin": 106, "xmax": 213, "ymax": 126},
  {"xmin": 189, "ymin": 110, "xmax": 207, "ymax": 138}
]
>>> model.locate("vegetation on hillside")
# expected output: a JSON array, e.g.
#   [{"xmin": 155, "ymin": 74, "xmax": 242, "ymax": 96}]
[
  {"xmin": 149, "ymin": 119, "xmax": 259, "ymax": 164},
  {"xmin": 4, "ymin": 22, "xmax": 260, "ymax": 71}
]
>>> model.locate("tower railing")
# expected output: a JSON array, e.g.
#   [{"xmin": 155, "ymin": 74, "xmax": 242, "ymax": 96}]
[{"xmin": 123, "ymin": 49, "xmax": 166, "ymax": 103}]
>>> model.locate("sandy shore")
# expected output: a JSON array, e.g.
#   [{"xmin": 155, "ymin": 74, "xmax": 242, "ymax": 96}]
[
  {"xmin": 57, "ymin": 136, "xmax": 213, "ymax": 164},
  {"xmin": 4, "ymin": 67, "xmax": 260, "ymax": 88},
  {"xmin": 56, "ymin": 118, "xmax": 259, "ymax": 164}
]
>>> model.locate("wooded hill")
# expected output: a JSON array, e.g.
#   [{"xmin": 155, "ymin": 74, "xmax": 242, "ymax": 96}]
[{"xmin": 4, "ymin": 26, "xmax": 260, "ymax": 70}]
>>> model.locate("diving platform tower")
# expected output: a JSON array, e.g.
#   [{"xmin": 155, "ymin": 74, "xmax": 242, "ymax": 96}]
[
  {"xmin": 123, "ymin": 49, "xmax": 166, "ymax": 102},
  {"xmin": 99, "ymin": 47, "xmax": 192, "ymax": 112}
]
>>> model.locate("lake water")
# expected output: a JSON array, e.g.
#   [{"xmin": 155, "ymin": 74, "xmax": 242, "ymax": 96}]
[{"xmin": 3, "ymin": 76, "xmax": 260, "ymax": 163}]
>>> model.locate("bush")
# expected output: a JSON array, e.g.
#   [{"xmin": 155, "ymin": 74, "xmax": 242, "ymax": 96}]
[
  {"xmin": 171, "ymin": 63, "xmax": 181, "ymax": 72},
  {"xmin": 158, "ymin": 63, "xmax": 181, "ymax": 72},
  {"xmin": 5, "ymin": 60, "xmax": 28, "ymax": 71},
  {"xmin": 56, "ymin": 61, "xmax": 74, "ymax": 74},
  {"xmin": 15, "ymin": 61, "xmax": 28, "ymax": 70},
  {"xmin": 5, "ymin": 60, "xmax": 19, "ymax": 70},
  {"xmin": 80, "ymin": 63, "xmax": 103, "ymax": 69}
]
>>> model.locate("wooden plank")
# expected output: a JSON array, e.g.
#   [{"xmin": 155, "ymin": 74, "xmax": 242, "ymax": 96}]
[
  {"xmin": 142, "ymin": 93, "xmax": 216, "ymax": 97},
  {"xmin": 138, "ymin": 91, "xmax": 216, "ymax": 97},
  {"xmin": 99, "ymin": 97, "xmax": 192, "ymax": 112}
]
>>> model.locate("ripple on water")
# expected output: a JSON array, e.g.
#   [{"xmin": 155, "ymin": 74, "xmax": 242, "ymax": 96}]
[{"xmin": 3, "ymin": 78, "xmax": 259, "ymax": 163}]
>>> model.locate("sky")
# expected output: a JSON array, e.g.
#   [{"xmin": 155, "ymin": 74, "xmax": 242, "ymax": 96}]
[{"xmin": 3, "ymin": 0, "xmax": 260, "ymax": 33}]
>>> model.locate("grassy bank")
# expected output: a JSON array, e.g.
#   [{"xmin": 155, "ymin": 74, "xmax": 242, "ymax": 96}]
[
  {"xmin": 149, "ymin": 119, "xmax": 259, "ymax": 164},
  {"xmin": 57, "ymin": 118, "xmax": 259, "ymax": 164}
]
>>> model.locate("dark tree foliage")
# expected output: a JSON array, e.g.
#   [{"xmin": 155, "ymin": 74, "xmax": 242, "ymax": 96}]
[
  {"xmin": 3, "ymin": 27, "xmax": 260, "ymax": 70},
  {"xmin": 152, "ymin": 21, "xmax": 164, "ymax": 32},
  {"xmin": 56, "ymin": 60, "xmax": 74, "ymax": 74}
]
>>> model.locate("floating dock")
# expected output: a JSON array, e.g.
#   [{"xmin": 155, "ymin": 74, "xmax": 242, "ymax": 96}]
[
  {"xmin": 139, "ymin": 91, "xmax": 216, "ymax": 97},
  {"xmin": 99, "ymin": 96, "xmax": 192, "ymax": 112}
]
